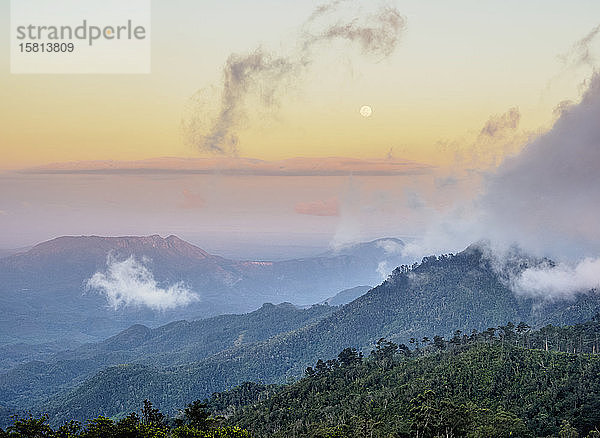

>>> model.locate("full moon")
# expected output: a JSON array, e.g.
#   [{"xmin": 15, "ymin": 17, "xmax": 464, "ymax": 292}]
[{"xmin": 360, "ymin": 105, "xmax": 373, "ymax": 118}]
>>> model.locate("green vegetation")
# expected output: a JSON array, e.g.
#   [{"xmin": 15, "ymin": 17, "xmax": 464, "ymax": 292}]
[
  {"xmin": 217, "ymin": 317, "xmax": 600, "ymax": 437},
  {"xmin": 4, "ymin": 318, "xmax": 600, "ymax": 437},
  {"xmin": 0, "ymin": 303, "xmax": 334, "ymax": 411},
  {"xmin": 10, "ymin": 247, "xmax": 600, "ymax": 426},
  {"xmin": 0, "ymin": 400, "xmax": 250, "ymax": 438}
]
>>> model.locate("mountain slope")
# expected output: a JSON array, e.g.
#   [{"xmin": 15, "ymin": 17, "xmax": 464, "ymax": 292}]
[
  {"xmin": 0, "ymin": 235, "xmax": 409, "ymax": 347},
  {"xmin": 322, "ymin": 286, "xmax": 372, "ymax": 306},
  {"xmin": 37, "ymin": 244, "xmax": 600, "ymax": 423},
  {"xmin": 0, "ymin": 303, "xmax": 334, "ymax": 408},
  {"xmin": 227, "ymin": 340, "xmax": 600, "ymax": 437}
]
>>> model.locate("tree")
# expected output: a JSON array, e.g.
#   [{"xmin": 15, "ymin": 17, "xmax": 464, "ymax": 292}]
[
  {"xmin": 180, "ymin": 400, "xmax": 216, "ymax": 431},
  {"xmin": 141, "ymin": 400, "xmax": 166, "ymax": 428},
  {"xmin": 371, "ymin": 338, "xmax": 398, "ymax": 369},
  {"xmin": 55, "ymin": 420, "xmax": 82, "ymax": 438},
  {"xmin": 82, "ymin": 416, "xmax": 116, "ymax": 438},
  {"xmin": 6, "ymin": 414, "xmax": 53, "ymax": 438},
  {"xmin": 115, "ymin": 413, "xmax": 140, "ymax": 438},
  {"xmin": 338, "ymin": 347, "xmax": 362, "ymax": 367},
  {"xmin": 559, "ymin": 420, "xmax": 579, "ymax": 438}
]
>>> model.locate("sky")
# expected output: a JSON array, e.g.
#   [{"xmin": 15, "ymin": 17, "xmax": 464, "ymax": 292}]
[{"xmin": 1, "ymin": 0, "xmax": 599, "ymax": 262}]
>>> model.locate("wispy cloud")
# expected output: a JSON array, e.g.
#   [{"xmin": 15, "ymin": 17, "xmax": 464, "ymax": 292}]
[
  {"xmin": 86, "ymin": 255, "xmax": 199, "ymax": 311},
  {"xmin": 184, "ymin": 0, "xmax": 406, "ymax": 155},
  {"xmin": 559, "ymin": 24, "xmax": 600, "ymax": 69},
  {"xmin": 479, "ymin": 107, "xmax": 521, "ymax": 138}
]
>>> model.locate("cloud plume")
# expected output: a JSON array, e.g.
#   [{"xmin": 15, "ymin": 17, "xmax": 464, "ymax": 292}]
[
  {"xmin": 512, "ymin": 258, "xmax": 600, "ymax": 300},
  {"xmin": 560, "ymin": 24, "xmax": 600, "ymax": 69},
  {"xmin": 303, "ymin": 4, "xmax": 405, "ymax": 58},
  {"xmin": 86, "ymin": 255, "xmax": 198, "ymax": 311},
  {"xmin": 185, "ymin": 50, "xmax": 298, "ymax": 155},
  {"xmin": 184, "ymin": 0, "xmax": 406, "ymax": 155},
  {"xmin": 403, "ymin": 72, "xmax": 600, "ymax": 293},
  {"xmin": 479, "ymin": 107, "xmax": 521, "ymax": 138},
  {"xmin": 480, "ymin": 73, "xmax": 600, "ymax": 258}
]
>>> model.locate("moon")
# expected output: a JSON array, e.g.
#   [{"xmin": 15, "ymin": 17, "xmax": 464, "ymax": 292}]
[{"xmin": 360, "ymin": 105, "xmax": 373, "ymax": 118}]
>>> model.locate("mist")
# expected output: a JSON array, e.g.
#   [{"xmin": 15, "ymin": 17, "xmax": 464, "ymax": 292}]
[
  {"xmin": 86, "ymin": 255, "xmax": 199, "ymax": 311},
  {"xmin": 511, "ymin": 257, "xmax": 600, "ymax": 301},
  {"xmin": 402, "ymin": 71, "xmax": 600, "ymax": 300}
]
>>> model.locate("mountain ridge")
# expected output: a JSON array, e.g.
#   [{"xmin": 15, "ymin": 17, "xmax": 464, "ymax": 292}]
[
  {"xmin": 18, "ymin": 243, "xmax": 600, "ymax": 424},
  {"xmin": 0, "ymin": 234, "xmax": 410, "ymax": 347}
]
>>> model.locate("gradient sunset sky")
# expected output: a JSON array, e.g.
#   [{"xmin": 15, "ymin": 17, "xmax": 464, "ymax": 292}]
[{"xmin": 1, "ymin": 0, "xmax": 599, "ymax": 257}]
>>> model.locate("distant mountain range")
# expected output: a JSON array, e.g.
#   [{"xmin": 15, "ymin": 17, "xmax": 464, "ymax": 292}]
[
  {"xmin": 0, "ymin": 235, "xmax": 409, "ymax": 347},
  {"xmin": 2, "ymin": 243, "xmax": 599, "ymax": 425}
]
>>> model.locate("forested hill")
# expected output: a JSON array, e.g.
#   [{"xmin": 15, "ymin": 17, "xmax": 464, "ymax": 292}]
[
  {"xmin": 30, "ymin": 245, "xmax": 600, "ymax": 425},
  {"xmin": 4, "ymin": 317, "xmax": 600, "ymax": 437},
  {"xmin": 219, "ymin": 317, "xmax": 600, "ymax": 437},
  {"xmin": 0, "ymin": 302, "xmax": 335, "ymax": 411}
]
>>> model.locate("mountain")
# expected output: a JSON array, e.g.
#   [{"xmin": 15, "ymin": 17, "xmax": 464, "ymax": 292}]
[
  {"xmin": 0, "ymin": 302, "xmax": 334, "ymax": 409},
  {"xmin": 0, "ymin": 235, "xmax": 410, "ymax": 348},
  {"xmin": 26, "ymin": 243, "xmax": 600, "ymax": 424},
  {"xmin": 322, "ymin": 286, "xmax": 372, "ymax": 306}
]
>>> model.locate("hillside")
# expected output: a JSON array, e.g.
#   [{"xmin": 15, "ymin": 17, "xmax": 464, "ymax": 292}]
[
  {"xmin": 5, "ymin": 318, "xmax": 600, "ymax": 437},
  {"xmin": 30, "ymin": 244, "xmax": 600, "ymax": 424},
  {"xmin": 0, "ymin": 303, "xmax": 334, "ymax": 409},
  {"xmin": 322, "ymin": 285, "xmax": 372, "ymax": 306},
  {"xmin": 225, "ymin": 335, "xmax": 600, "ymax": 437}
]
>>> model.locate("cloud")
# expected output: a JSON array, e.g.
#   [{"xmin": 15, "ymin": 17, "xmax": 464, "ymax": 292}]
[
  {"xmin": 330, "ymin": 175, "xmax": 362, "ymax": 250},
  {"xmin": 306, "ymin": 0, "xmax": 350, "ymax": 23},
  {"xmin": 480, "ymin": 73, "xmax": 600, "ymax": 258},
  {"xmin": 405, "ymin": 74, "xmax": 600, "ymax": 260},
  {"xmin": 302, "ymin": 4, "xmax": 406, "ymax": 58},
  {"xmin": 453, "ymin": 107, "xmax": 532, "ymax": 170},
  {"xmin": 511, "ymin": 258, "xmax": 600, "ymax": 300},
  {"xmin": 479, "ymin": 107, "xmax": 521, "ymax": 138},
  {"xmin": 184, "ymin": 49, "xmax": 298, "ymax": 155},
  {"xmin": 184, "ymin": 0, "xmax": 406, "ymax": 155},
  {"xmin": 295, "ymin": 198, "xmax": 339, "ymax": 216},
  {"xmin": 376, "ymin": 238, "xmax": 403, "ymax": 255},
  {"xmin": 560, "ymin": 24, "xmax": 600, "ymax": 69},
  {"xmin": 376, "ymin": 260, "xmax": 390, "ymax": 280},
  {"xmin": 179, "ymin": 189, "xmax": 205, "ymax": 209},
  {"xmin": 86, "ymin": 255, "xmax": 199, "ymax": 311}
]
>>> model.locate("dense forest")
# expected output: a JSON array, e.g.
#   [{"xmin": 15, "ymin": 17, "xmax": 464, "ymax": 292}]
[
  {"xmin": 4, "ymin": 316, "xmax": 600, "ymax": 437},
  {"xmin": 214, "ymin": 315, "xmax": 600, "ymax": 437},
  {"xmin": 0, "ymin": 399, "xmax": 250, "ymax": 437}
]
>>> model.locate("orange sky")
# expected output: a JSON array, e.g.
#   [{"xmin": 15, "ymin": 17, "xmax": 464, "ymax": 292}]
[{"xmin": 1, "ymin": 1, "xmax": 598, "ymax": 170}]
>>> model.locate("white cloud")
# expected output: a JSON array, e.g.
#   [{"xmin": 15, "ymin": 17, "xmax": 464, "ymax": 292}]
[
  {"xmin": 86, "ymin": 255, "xmax": 199, "ymax": 311},
  {"xmin": 376, "ymin": 239, "xmax": 403, "ymax": 255},
  {"xmin": 376, "ymin": 260, "xmax": 391, "ymax": 280},
  {"xmin": 512, "ymin": 258, "xmax": 600, "ymax": 300}
]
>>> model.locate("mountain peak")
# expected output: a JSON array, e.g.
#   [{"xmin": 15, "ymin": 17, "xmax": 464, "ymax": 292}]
[{"xmin": 22, "ymin": 235, "xmax": 212, "ymax": 260}]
